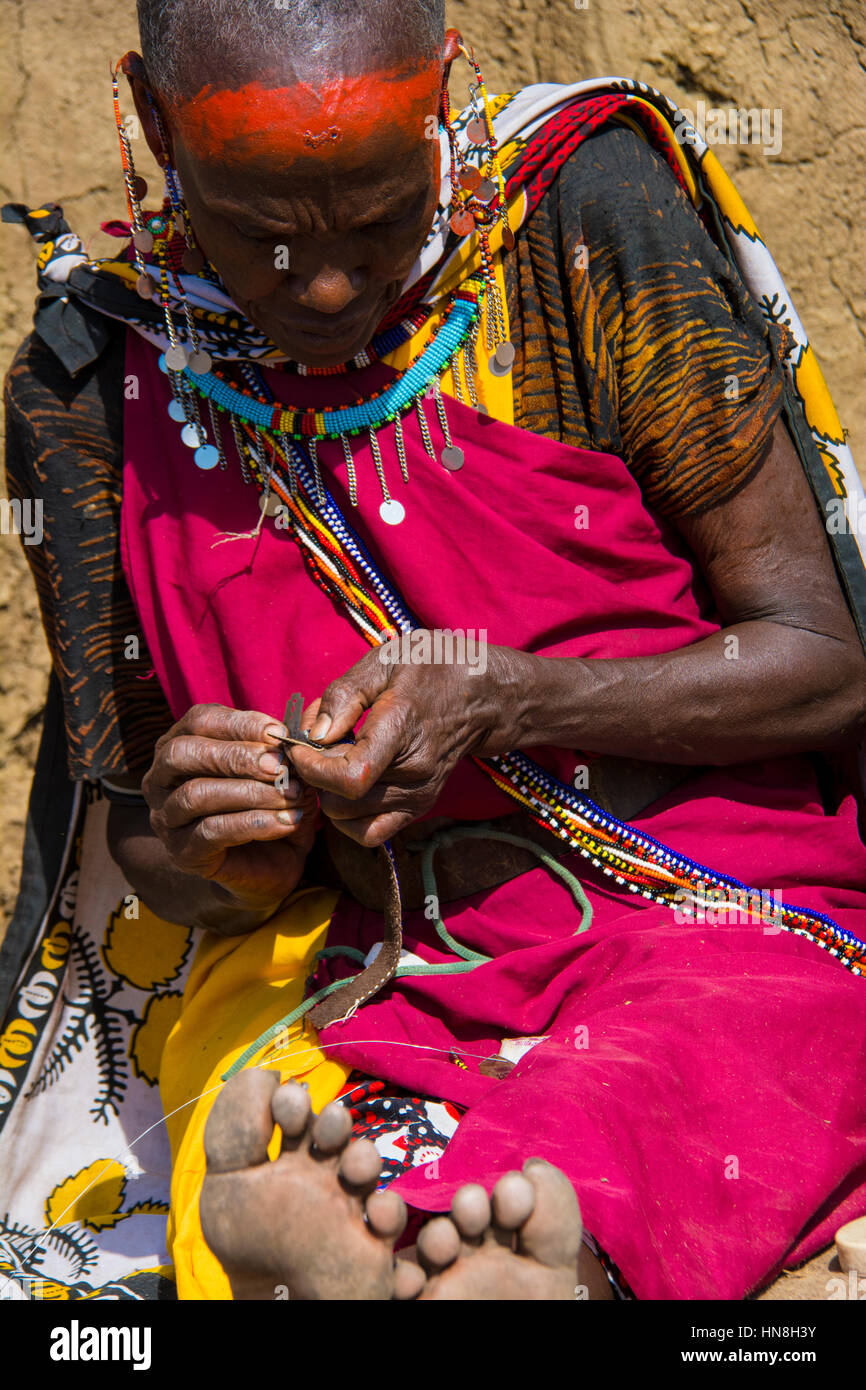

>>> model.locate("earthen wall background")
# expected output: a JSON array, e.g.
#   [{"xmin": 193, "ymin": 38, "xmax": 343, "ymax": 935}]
[{"xmin": 0, "ymin": 0, "xmax": 864, "ymax": 928}]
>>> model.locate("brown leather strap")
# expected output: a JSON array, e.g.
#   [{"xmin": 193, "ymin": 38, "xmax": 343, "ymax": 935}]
[{"xmin": 307, "ymin": 843, "xmax": 404, "ymax": 1029}]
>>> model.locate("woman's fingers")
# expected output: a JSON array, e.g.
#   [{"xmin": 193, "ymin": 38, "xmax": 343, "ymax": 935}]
[
  {"xmin": 148, "ymin": 734, "xmax": 290, "ymax": 792},
  {"xmin": 315, "ymin": 776, "xmax": 423, "ymax": 823},
  {"xmin": 289, "ymin": 687, "xmax": 414, "ymax": 797},
  {"xmin": 162, "ymin": 807, "xmax": 311, "ymax": 874},
  {"xmin": 306, "ymin": 648, "xmax": 394, "ymax": 743},
  {"xmin": 155, "ymin": 704, "xmax": 289, "ymax": 750},
  {"xmin": 157, "ymin": 776, "xmax": 311, "ymax": 830},
  {"xmin": 145, "ymin": 705, "xmax": 291, "ymax": 801},
  {"xmin": 323, "ymin": 809, "xmax": 416, "ymax": 848}
]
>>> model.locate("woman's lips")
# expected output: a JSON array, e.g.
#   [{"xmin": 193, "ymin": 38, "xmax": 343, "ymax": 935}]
[
  {"xmin": 291, "ymin": 314, "xmax": 371, "ymax": 344},
  {"xmin": 265, "ymin": 283, "xmax": 400, "ymax": 353}
]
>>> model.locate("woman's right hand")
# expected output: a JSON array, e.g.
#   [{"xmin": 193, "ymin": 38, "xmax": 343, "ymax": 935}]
[{"xmin": 142, "ymin": 703, "xmax": 317, "ymax": 915}]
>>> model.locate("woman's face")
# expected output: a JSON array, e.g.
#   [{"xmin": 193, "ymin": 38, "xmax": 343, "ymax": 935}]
[{"xmin": 149, "ymin": 62, "xmax": 444, "ymax": 367}]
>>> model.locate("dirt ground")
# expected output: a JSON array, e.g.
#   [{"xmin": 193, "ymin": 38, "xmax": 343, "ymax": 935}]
[{"xmin": 0, "ymin": 0, "xmax": 863, "ymax": 1297}]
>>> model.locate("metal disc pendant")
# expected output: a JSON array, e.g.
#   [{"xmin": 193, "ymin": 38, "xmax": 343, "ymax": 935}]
[
  {"xmin": 379, "ymin": 499, "xmax": 406, "ymax": 526},
  {"xmin": 467, "ymin": 118, "xmax": 488, "ymax": 145},
  {"xmin": 188, "ymin": 348, "xmax": 212, "ymax": 375},
  {"xmin": 194, "ymin": 443, "xmax": 220, "ymax": 470},
  {"xmin": 158, "ymin": 353, "xmax": 169, "ymax": 374},
  {"xmin": 135, "ymin": 272, "xmax": 156, "ymax": 299},
  {"xmin": 132, "ymin": 228, "xmax": 154, "ymax": 253},
  {"xmin": 459, "ymin": 164, "xmax": 481, "ymax": 193},
  {"xmin": 260, "ymin": 491, "xmax": 283, "ymax": 516},
  {"xmin": 181, "ymin": 423, "xmax": 203, "ymax": 448},
  {"xmin": 164, "ymin": 344, "xmax": 189, "ymax": 372},
  {"xmin": 132, "ymin": 176, "xmax": 148, "ymax": 202},
  {"xmin": 168, "ymin": 399, "xmax": 186, "ymax": 422},
  {"xmin": 502, "ymin": 225, "xmax": 515, "ymax": 252},
  {"xmin": 490, "ymin": 340, "xmax": 516, "ymax": 376},
  {"xmin": 441, "ymin": 445, "xmax": 465, "ymax": 471},
  {"xmin": 450, "ymin": 209, "xmax": 475, "ymax": 237},
  {"xmin": 477, "ymin": 178, "xmax": 497, "ymax": 203},
  {"xmin": 183, "ymin": 246, "xmax": 205, "ymax": 273}
]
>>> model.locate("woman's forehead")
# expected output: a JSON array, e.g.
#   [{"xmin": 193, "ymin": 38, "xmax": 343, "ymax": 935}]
[{"xmin": 169, "ymin": 63, "xmax": 442, "ymax": 167}]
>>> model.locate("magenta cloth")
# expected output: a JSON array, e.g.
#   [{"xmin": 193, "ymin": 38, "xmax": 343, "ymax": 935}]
[{"xmin": 122, "ymin": 331, "xmax": 866, "ymax": 1299}]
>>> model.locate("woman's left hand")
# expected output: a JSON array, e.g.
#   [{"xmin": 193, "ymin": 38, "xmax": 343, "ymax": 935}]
[{"xmin": 287, "ymin": 634, "xmax": 531, "ymax": 845}]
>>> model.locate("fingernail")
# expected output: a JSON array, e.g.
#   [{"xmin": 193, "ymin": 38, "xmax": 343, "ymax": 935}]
[
  {"xmin": 259, "ymin": 751, "xmax": 284, "ymax": 774},
  {"xmin": 277, "ymin": 809, "xmax": 303, "ymax": 825},
  {"xmin": 264, "ymin": 724, "xmax": 289, "ymax": 741},
  {"xmin": 309, "ymin": 713, "xmax": 332, "ymax": 741}
]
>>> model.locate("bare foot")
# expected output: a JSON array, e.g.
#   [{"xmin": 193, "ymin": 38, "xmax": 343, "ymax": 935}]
[
  {"xmin": 201, "ymin": 1071, "xmax": 591, "ymax": 1301},
  {"xmin": 200, "ymin": 1070, "xmax": 406, "ymax": 1299},
  {"xmin": 393, "ymin": 1161, "xmax": 585, "ymax": 1301}
]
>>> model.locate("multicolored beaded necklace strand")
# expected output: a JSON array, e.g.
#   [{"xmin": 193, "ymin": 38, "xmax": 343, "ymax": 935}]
[{"xmin": 158, "ymin": 274, "xmax": 489, "ymax": 523}]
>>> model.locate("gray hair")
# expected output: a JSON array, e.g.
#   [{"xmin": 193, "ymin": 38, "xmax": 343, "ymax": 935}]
[{"xmin": 138, "ymin": 0, "xmax": 447, "ymax": 100}]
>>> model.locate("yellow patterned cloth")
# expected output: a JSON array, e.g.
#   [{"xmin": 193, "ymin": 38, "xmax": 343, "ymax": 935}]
[{"xmin": 161, "ymin": 888, "xmax": 349, "ymax": 1300}]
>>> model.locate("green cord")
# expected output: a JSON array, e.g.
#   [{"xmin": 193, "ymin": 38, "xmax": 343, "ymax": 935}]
[
  {"xmin": 221, "ymin": 823, "xmax": 593, "ymax": 1081},
  {"xmin": 417, "ymin": 824, "xmax": 593, "ymax": 957}
]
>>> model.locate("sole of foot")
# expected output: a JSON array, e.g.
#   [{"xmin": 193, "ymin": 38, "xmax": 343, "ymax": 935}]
[
  {"xmin": 200, "ymin": 1069, "xmax": 406, "ymax": 1299},
  {"xmin": 200, "ymin": 1070, "xmax": 586, "ymax": 1301},
  {"xmin": 395, "ymin": 1159, "xmax": 584, "ymax": 1300}
]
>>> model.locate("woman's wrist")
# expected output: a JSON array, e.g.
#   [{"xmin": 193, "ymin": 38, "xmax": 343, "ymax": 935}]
[{"xmin": 472, "ymin": 647, "xmax": 576, "ymax": 756}]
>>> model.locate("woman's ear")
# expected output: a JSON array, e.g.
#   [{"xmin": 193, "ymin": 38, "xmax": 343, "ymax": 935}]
[
  {"xmin": 119, "ymin": 50, "xmax": 172, "ymax": 169},
  {"xmin": 442, "ymin": 28, "xmax": 463, "ymax": 79}
]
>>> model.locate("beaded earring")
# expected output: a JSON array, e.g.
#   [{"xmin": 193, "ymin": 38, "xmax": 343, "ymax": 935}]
[
  {"xmin": 440, "ymin": 42, "xmax": 515, "ymax": 377},
  {"xmin": 112, "ymin": 62, "xmax": 224, "ymax": 469}
]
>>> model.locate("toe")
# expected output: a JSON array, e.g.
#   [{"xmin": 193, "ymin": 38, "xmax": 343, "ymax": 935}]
[
  {"xmin": 338, "ymin": 1138, "xmax": 381, "ymax": 1192},
  {"xmin": 311, "ymin": 1100, "xmax": 353, "ymax": 1155},
  {"xmin": 272, "ymin": 1080, "xmax": 311, "ymax": 1144},
  {"xmin": 417, "ymin": 1216, "xmax": 461, "ymax": 1272},
  {"xmin": 491, "ymin": 1171, "xmax": 535, "ymax": 1230},
  {"xmin": 393, "ymin": 1259, "xmax": 427, "ymax": 1300},
  {"xmin": 204, "ymin": 1068, "xmax": 279, "ymax": 1175},
  {"xmin": 451, "ymin": 1183, "xmax": 491, "ymax": 1240},
  {"xmin": 517, "ymin": 1158, "xmax": 583, "ymax": 1269},
  {"xmin": 366, "ymin": 1188, "xmax": 407, "ymax": 1241}
]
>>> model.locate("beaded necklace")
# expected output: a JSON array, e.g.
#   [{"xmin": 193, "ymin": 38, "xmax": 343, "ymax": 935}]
[{"xmin": 158, "ymin": 273, "xmax": 491, "ymax": 524}]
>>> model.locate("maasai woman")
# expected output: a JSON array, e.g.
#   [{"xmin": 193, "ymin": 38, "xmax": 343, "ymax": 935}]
[{"xmin": 2, "ymin": 0, "xmax": 866, "ymax": 1302}]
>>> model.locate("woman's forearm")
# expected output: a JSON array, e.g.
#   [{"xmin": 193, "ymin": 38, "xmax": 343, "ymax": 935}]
[
  {"xmin": 107, "ymin": 804, "xmax": 285, "ymax": 934},
  {"xmin": 499, "ymin": 619, "xmax": 866, "ymax": 765}
]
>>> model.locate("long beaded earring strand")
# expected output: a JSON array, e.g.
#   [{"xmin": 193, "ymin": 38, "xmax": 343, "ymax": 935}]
[
  {"xmin": 112, "ymin": 63, "xmax": 225, "ymax": 469},
  {"xmin": 440, "ymin": 42, "xmax": 515, "ymax": 381}
]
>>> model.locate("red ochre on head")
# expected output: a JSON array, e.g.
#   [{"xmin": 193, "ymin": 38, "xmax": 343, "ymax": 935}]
[{"xmin": 171, "ymin": 65, "xmax": 442, "ymax": 164}]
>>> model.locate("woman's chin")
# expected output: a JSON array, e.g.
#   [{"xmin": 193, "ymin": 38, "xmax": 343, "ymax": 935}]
[{"xmin": 254, "ymin": 305, "xmax": 386, "ymax": 367}]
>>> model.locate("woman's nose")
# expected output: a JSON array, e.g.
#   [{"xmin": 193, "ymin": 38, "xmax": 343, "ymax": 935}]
[{"xmin": 286, "ymin": 260, "xmax": 367, "ymax": 316}]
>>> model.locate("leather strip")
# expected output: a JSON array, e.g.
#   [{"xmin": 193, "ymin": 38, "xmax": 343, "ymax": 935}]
[{"xmin": 307, "ymin": 842, "xmax": 404, "ymax": 1029}]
